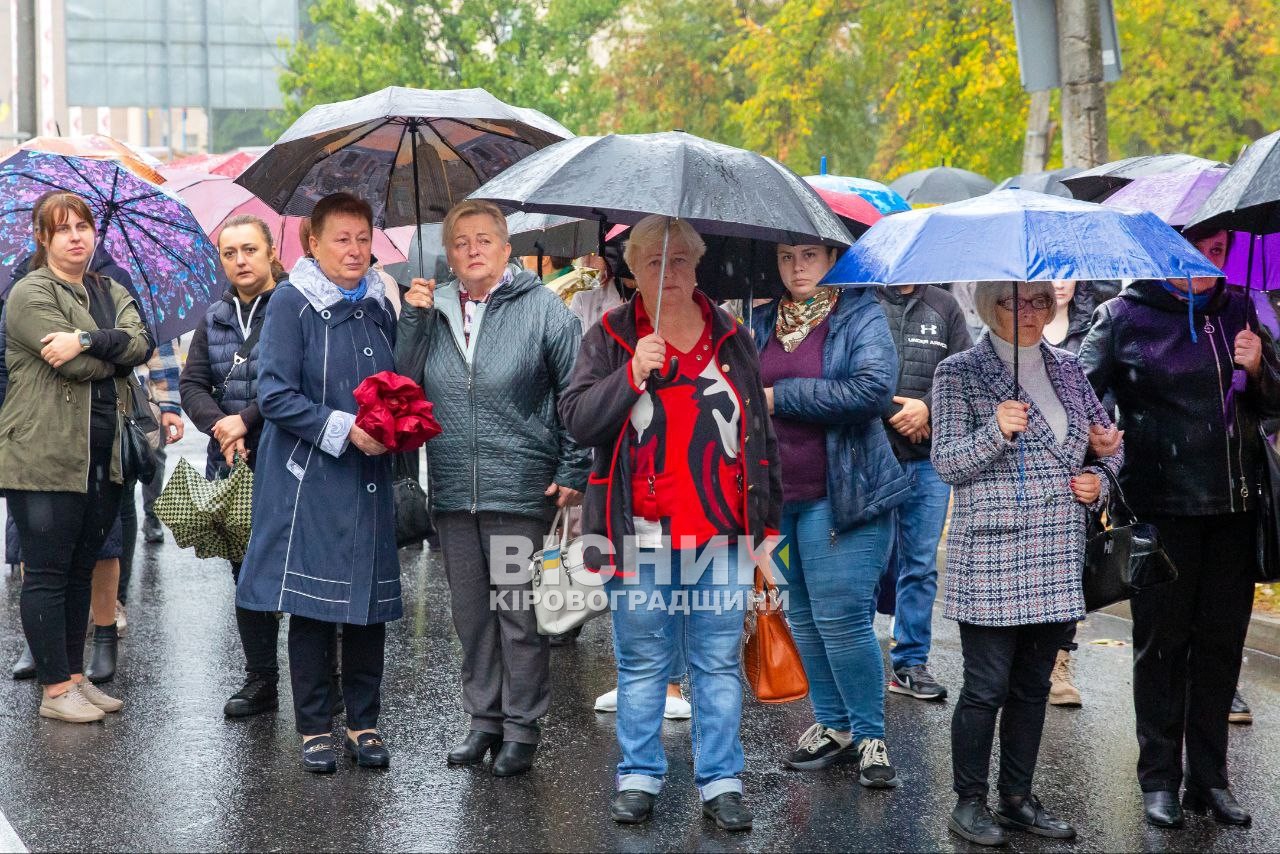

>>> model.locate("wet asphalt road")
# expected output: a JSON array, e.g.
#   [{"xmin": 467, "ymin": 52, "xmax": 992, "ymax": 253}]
[{"xmin": 1, "ymin": 429, "xmax": 1279, "ymax": 852}]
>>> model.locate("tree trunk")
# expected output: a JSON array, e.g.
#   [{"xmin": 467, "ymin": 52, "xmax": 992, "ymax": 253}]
[
  {"xmin": 1022, "ymin": 89, "xmax": 1054, "ymax": 174},
  {"xmin": 1057, "ymin": 0, "xmax": 1109, "ymax": 168}
]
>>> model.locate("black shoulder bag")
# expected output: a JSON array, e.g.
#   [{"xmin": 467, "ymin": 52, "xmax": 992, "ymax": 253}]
[
  {"xmin": 393, "ymin": 451, "xmax": 434, "ymax": 548},
  {"xmin": 119, "ymin": 375, "xmax": 160, "ymax": 485},
  {"xmin": 1255, "ymin": 424, "xmax": 1280, "ymax": 581},
  {"xmin": 1083, "ymin": 467, "xmax": 1178, "ymax": 611}
]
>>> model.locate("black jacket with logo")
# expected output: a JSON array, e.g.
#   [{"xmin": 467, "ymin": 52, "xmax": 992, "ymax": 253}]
[{"xmin": 876, "ymin": 285, "xmax": 973, "ymax": 461}]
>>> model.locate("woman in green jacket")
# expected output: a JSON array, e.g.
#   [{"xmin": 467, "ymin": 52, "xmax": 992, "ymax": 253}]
[{"xmin": 0, "ymin": 192, "xmax": 151, "ymax": 723}]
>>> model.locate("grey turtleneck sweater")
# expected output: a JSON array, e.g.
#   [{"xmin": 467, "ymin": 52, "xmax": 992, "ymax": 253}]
[{"xmin": 990, "ymin": 334, "xmax": 1068, "ymax": 444}]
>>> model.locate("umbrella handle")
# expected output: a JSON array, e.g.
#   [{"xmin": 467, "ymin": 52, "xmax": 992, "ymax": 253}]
[
  {"xmin": 648, "ymin": 357, "xmax": 679, "ymax": 389},
  {"xmin": 648, "ymin": 219, "xmax": 676, "ymax": 389}
]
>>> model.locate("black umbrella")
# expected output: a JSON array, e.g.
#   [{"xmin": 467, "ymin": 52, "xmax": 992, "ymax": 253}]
[
  {"xmin": 888, "ymin": 166, "xmax": 995, "ymax": 205},
  {"xmin": 994, "ymin": 167, "xmax": 1082, "ymax": 198},
  {"xmin": 507, "ymin": 212, "xmax": 600, "ymax": 259},
  {"xmin": 1061, "ymin": 153, "xmax": 1227, "ymax": 202},
  {"xmin": 470, "ymin": 130, "xmax": 851, "ymax": 380},
  {"xmin": 1186, "ymin": 129, "xmax": 1280, "ymax": 235},
  {"xmin": 237, "ymin": 86, "xmax": 572, "ymax": 273}
]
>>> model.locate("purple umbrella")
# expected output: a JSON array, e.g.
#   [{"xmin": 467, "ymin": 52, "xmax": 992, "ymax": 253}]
[
  {"xmin": 0, "ymin": 150, "xmax": 218, "ymax": 340},
  {"xmin": 1104, "ymin": 167, "xmax": 1280, "ymax": 290}
]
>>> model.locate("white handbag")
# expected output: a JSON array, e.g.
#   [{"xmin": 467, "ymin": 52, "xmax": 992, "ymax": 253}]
[{"xmin": 531, "ymin": 507, "xmax": 609, "ymax": 635}]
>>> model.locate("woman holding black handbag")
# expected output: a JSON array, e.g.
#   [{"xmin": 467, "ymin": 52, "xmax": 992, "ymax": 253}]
[
  {"xmin": 0, "ymin": 192, "xmax": 151, "ymax": 722},
  {"xmin": 180, "ymin": 214, "xmax": 283, "ymax": 719},
  {"xmin": 1079, "ymin": 225, "xmax": 1280, "ymax": 829}
]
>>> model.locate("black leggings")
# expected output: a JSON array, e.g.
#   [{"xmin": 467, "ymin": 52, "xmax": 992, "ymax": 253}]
[{"xmin": 10, "ymin": 444, "xmax": 123, "ymax": 685}]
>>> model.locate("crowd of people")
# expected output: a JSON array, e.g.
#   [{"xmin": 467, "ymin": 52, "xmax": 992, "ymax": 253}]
[{"xmin": 2, "ymin": 183, "xmax": 1274, "ymax": 843}]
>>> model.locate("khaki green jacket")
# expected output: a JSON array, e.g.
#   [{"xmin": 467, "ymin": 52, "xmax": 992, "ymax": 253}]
[{"xmin": 0, "ymin": 267, "xmax": 151, "ymax": 492}]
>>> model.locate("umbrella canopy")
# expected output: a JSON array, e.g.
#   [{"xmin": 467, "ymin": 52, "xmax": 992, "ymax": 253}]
[
  {"xmin": 822, "ymin": 189, "xmax": 1222, "ymax": 288},
  {"xmin": 470, "ymin": 131, "xmax": 852, "ymax": 247},
  {"xmin": 0, "ymin": 150, "xmax": 218, "ymax": 340},
  {"xmin": 1103, "ymin": 167, "xmax": 1229, "ymax": 227},
  {"xmin": 804, "ymin": 174, "xmax": 911, "ymax": 214},
  {"xmin": 994, "ymin": 167, "xmax": 1083, "ymax": 198},
  {"xmin": 810, "ymin": 187, "xmax": 883, "ymax": 237},
  {"xmin": 889, "ymin": 166, "xmax": 995, "ymax": 206},
  {"xmin": 507, "ymin": 212, "xmax": 600, "ymax": 258},
  {"xmin": 1062, "ymin": 153, "xmax": 1227, "ymax": 203},
  {"xmin": 160, "ymin": 168, "xmax": 411, "ymax": 269},
  {"xmin": 3, "ymin": 134, "xmax": 165, "ymax": 184},
  {"xmin": 168, "ymin": 147, "xmax": 266, "ymax": 179},
  {"xmin": 237, "ymin": 86, "xmax": 573, "ymax": 229},
  {"xmin": 1186, "ymin": 129, "xmax": 1280, "ymax": 235}
]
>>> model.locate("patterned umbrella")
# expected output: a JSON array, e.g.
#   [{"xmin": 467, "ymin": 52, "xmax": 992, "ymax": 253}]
[
  {"xmin": 0, "ymin": 150, "xmax": 218, "ymax": 340},
  {"xmin": 2, "ymin": 134, "xmax": 165, "ymax": 184}
]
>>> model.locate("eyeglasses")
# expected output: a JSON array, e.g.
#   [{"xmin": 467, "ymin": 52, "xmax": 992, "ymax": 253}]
[{"xmin": 996, "ymin": 295, "xmax": 1055, "ymax": 313}]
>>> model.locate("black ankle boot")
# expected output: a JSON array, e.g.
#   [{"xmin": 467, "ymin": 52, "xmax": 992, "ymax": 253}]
[
  {"xmin": 492, "ymin": 741, "xmax": 537, "ymax": 777},
  {"xmin": 1183, "ymin": 786, "xmax": 1251, "ymax": 826},
  {"xmin": 1143, "ymin": 791, "xmax": 1183, "ymax": 828},
  {"xmin": 85, "ymin": 624, "xmax": 118, "ymax": 684},
  {"xmin": 447, "ymin": 730, "xmax": 502, "ymax": 765},
  {"xmin": 224, "ymin": 673, "xmax": 279, "ymax": 717}
]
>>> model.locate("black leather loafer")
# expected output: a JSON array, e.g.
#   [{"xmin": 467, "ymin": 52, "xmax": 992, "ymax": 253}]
[
  {"xmin": 301, "ymin": 735, "xmax": 337, "ymax": 774},
  {"xmin": 610, "ymin": 790, "xmax": 656, "ymax": 824},
  {"xmin": 949, "ymin": 796, "xmax": 1007, "ymax": 847},
  {"xmin": 1183, "ymin": 787, "xmax": 1251, "ymax": 827},
  {"xmin": 702, "ymin": 792, "xmax": 753, "ymax": 832},
  {"xmin": 1143, "ymin": 791, "xmax": 1183, "ymax": 828},
  {"xmin": 994, "ymin": 793, "xmax": 1075, "ymax": 839},
  {"xmin": 347, "ymin": 731, "xmax": 390, "ymax": 768},
  {"xmin": 447, "ymin": 731, "xmax": 502, "ymax": 765},
  {"xmin": 492, "ymin": 741, "xmax": 537, "ymax": 777}
]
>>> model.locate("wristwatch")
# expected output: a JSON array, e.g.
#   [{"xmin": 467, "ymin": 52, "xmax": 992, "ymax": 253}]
[{"xmin": 76, "ymin": 330, "xmax": 92, "ymax": 351}]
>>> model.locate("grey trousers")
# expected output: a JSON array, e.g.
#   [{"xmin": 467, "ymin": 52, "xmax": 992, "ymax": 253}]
[
  {"xmin": 142, "ymin": 440, "xmax": 167, "ymax": 519},
  {"xmin": 436, "ymin": 511, "xmax": 550, "ymax": 744}
]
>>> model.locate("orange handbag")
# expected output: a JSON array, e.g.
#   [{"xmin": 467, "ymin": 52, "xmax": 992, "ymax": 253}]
[{"xmin": 742, "ymin": 565, "xmax": 809, "ymax": 704}]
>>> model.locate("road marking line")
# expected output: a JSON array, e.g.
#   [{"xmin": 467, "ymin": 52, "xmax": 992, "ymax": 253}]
[{"xmin": 0, "ymin": 806, "xmax": 26, "ymax": 854}]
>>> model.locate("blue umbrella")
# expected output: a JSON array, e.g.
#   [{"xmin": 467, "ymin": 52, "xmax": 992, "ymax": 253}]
[{"xmin": 804, "ymin": 174, "xmax": 911, "ymax": 214}]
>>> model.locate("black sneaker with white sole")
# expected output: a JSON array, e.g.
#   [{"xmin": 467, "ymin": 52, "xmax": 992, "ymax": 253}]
[
  {"xmin": 889, "ymin": 664, "xmax": 948, "ymax": 700},
  {"xmin": 783, "ymin": 723, "xmax": 853, "ymax": 771},
  {"xmin": 856, "ymin": 738, "xmax": 900, "ymax": 788}
]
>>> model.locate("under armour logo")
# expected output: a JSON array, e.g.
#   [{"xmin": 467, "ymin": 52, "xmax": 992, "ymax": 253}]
[{"xmin": 920, "ymin": 323, "xmax": 939, "ymax": 335}]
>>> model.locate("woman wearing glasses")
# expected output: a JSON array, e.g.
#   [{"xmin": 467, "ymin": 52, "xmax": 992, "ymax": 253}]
[{"xmin": 931, "ymin": 280, "xmax": 1122, "ymax": 847}]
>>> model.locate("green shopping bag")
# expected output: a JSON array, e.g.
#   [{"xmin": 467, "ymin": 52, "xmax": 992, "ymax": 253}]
[{"xmin": 153, "ymin": 456, "xmax": 254, "ymax": 562}]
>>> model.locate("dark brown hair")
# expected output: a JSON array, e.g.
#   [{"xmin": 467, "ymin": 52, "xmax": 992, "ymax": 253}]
[
  {"xmin": 219, "ymin": 214, "xmax": 287, "ymax": 282},
  {"xmin": 32, "ymin": 192, "xmax": 95, "ymax": 271},
  {"xmin": 309, "ymin": 193, "xmax": 373, "ymax": 243}
]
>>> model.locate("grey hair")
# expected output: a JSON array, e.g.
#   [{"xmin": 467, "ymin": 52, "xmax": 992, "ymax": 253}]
[
  {"xmin": 623, "ymin": 215, "xmax": 707, "ymax": 272},
  {"xmin": 973, "ymin": 280, "xmax": 1058, "ymax": 330}
]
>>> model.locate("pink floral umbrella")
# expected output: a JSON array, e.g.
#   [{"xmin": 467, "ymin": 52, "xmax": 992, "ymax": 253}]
[{"xmin": 161, "ymin": 168, "xmax": 412, "ymax": 268}]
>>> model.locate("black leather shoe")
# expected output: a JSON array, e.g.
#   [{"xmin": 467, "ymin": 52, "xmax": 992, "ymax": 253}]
[
  {"xmin": 610, "ymin": 790, "xmax": 656, "ymax": 824},
  {"xmin": 346, "ymin": 731, "xmax": 390, "ymax": 768},
  {"xmin": 702, "ymin": 792, "xmax": 753, "ymax": 832},
  {"xmin": 1183, "ymin": 786, "xmax": 1251, "ymax": 827},
  {"xmin": 84, "ymin": 625, "xmax": 118, "ymax": 684},
  {"xmin": 949, "ymin": 796, "xmax": 1007, "ymax": 847},
  {"xmin": 1143, "ymin": 791, "xmax": 1183, "ymax": 828},
  {"xmin": 492, "ymin": 741, "xmax": 537, "ymax": 777},
  {"xmin": 301, "ymin": 735, "xmax": 337, "ymax": 774},
  {"xmin": 1229, "ymin": 691, "xmax": 1253, "ymax": 725},
  {"xmin": 994, "ymin": 793, "xmax": 1076, "ymax": 839},
  {"xmin": 11, "ymin": 642, "xmax": 35, "ymax": 680},
  {"xmin": 223, "ymin": 674, "xmax": 279, "ymax": 717},
  {"xmin": 447, "ymin": 730, "xmax": 502, "ymax": 765}
]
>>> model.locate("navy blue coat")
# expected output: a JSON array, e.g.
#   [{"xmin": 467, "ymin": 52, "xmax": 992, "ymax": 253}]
[
  {"xmin": 750, "ymin": 287, "xmax": 910, "ymax": 531},
  {"xmin": 236, "ymin": 263, "xmax": 401, "ymax": 625}
]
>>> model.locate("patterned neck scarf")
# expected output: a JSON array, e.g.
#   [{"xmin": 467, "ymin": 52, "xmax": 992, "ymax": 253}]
[{"xmin": 775, "ymin": 287, "xmax": 839, "ymax": 352}]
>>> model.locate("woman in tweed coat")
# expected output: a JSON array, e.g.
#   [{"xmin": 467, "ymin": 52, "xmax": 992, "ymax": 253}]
[{"xmin": 931, "ymin": 280, "xmax": 1122, "ymax": 847}]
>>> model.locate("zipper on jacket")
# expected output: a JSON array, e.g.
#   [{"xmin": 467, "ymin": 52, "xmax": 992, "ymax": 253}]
[
  {"xmin": 1216, "ymin": 319, "xmax": 1250, "ymax": 502},
  {"xmin": 1205, "ymin": 316, "xmax": 1239, "ymax": 511},
  {"xmin": 445, "ymin": 308, "xmax": 482, "ymax": 514}
]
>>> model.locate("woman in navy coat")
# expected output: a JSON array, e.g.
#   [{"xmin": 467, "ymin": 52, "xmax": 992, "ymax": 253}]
[{"xmin": 237, "ymin": 193, "xmax": 400, "ymax": 774}]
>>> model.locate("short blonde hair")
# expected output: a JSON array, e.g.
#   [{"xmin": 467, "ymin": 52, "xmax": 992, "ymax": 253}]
[
  {"xmin": 974, "ymin": 280, "xmax": 1057, "ymax": 330},
  {"xmin": 443, "ymin": 199, "xmax": 509, "ymax": 245},
  {"xmin": 623, "ymin": 215, "xmax": 707, "ymax": 272}
]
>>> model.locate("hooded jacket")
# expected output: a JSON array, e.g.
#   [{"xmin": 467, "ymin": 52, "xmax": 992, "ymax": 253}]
[
  {"xmin": 1079, "ymin": 279, "xmax": 1280, "ymax": 517},
  {"xmin": 395, "ymin": 268, "xmax": 590, "ymax": 521}
]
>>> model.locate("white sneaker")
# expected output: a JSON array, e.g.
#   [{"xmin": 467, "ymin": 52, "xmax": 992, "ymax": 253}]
[
  {"xmin": 594, "ymin": 688, "xmax": 618, "ymax": 712},
  {"xmin": 39, "ymin": 685, "xmax": 105, "ymax": 723},
  {"xmin": 664, "ymin": 693, "xmax": 692, "ymax": 720},
  {"xmin": 77, "ymin": 679, "xmax": 124, "ymax": 713}
]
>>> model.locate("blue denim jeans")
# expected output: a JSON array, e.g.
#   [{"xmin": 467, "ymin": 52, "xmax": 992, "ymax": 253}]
[
  {"xmin": 884, "ymin": 459, "xmax": 951, "ymax": 670},
  {"xmin": 780, "ymin": 498, "xmax": 893, "ymax": 740},
  {"xmin": 608, "ymin": 543, "xmax": 750, "ymax": 801}
]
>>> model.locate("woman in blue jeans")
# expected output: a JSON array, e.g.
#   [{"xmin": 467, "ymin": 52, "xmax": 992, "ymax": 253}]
[
  {"xmin": 560, "ymin": 216, "xmax": 781, "ymax": 831},
  {"xmin": 750, "ymin": 243, "xmax": 909, "ymax": 788}
]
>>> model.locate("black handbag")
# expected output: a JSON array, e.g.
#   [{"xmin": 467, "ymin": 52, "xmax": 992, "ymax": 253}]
[
  {"xmin": 1083, "ymin": 467, "xmax": 1178, "ymax": 611},
  {"xmin": 119, "ymin": 376, "xmax": 160, "ymax": 485},
  {"xmin": 392, "ymin": 451, "xmax": 433, "ymax": 548},
  {"xmin": 1255, "ymin": 425, "xmax": 1280, "ymax": 581}
]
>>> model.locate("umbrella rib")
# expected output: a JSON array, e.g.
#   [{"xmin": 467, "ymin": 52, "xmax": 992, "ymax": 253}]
[
  {"xmin": 387, "ymin": 120, "xmax": 411, "ymax": 226},
  {"xmin": 60, "ymin": 155, "xmax": 115, "ymax": 207},
  {"xmin": 423, "ymin": 120, "xmax": 486, "ymax": 209},
  {"xmin": 114, "ymin": 208, "xmax": 209, "ymax": 276},
  {"xmin": 113, "ymin": 204, "xmax": 204, "ymax": 237},
  {"xmin": 441, "ymin": 117, "xmax": 531, "ymax": 145},
  {"xmin": 269, "ymin": 119, "xmax": 391, "ymax": 216},
  {"xmin": 108, "ymin": 219, "xmax": 162, "ymax": 329}
]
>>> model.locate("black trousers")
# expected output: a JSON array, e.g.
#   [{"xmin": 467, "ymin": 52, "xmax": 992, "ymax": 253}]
[
  {"xmin": 11, "ymin": 444, "xmax": 123, "ymax": 685},
  {"xmin": 1132, "ymin": 512, "xmax": 1256, "ymax": 792},
  {"xmin": 952, "ymin": 621, "xmax": 1070, "ymax": 799},
  {"xmin": 231, "ymin": 562, "xmax": 279, "ymax": 678},
  {"xmin": 115, "ymin": 479, "xmax": 138, "ymax": 605},
  {"xmin": 288, "ymin": 614, "xmax": 385, "ymax": 735}
]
